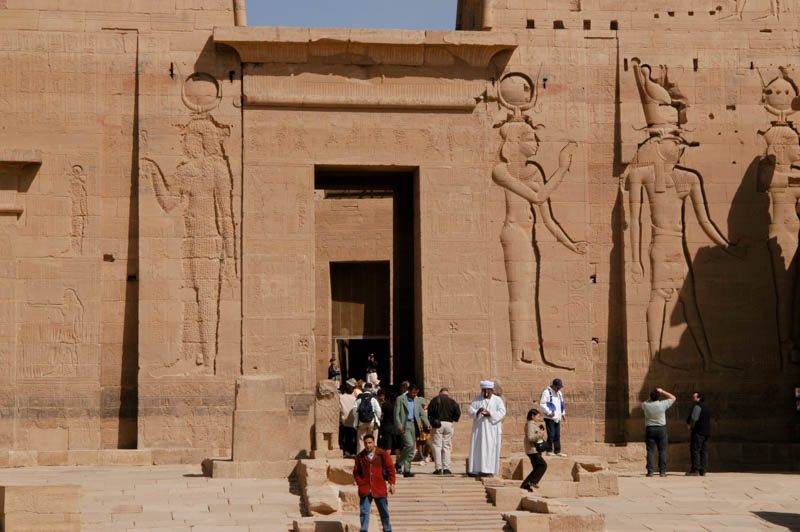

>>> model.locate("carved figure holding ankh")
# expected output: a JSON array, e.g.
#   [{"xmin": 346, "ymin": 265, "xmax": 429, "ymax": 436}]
[
  {"xmin": 492, "ymin": 72, "xmax": 588, "ymax": 369},
  {"xmin": 757, "ymin": 67, "xmax": 800, "ymax": 366},
  {"xmin": 140, "ymin": 117, "xmax": 237, "ymax": 370},
  {"xmin": 623, "ymin": 60, "xmax": 743, "ymax": 371}
]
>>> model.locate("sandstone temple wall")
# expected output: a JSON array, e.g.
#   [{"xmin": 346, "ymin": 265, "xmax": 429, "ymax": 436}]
[{"xmin": 0, "ymin": 0, "xmax": 799, "ymax": 465}]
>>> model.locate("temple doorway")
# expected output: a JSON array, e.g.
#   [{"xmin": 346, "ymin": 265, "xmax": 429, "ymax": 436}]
[{"xmin": 314, "ymin": 168, "xmax": 418, "ymax": 386}]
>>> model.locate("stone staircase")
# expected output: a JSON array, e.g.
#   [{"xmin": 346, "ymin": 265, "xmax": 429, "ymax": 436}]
[{"xmin": 345, "ymin": 460, "xmax": 508, "ymax": 531}]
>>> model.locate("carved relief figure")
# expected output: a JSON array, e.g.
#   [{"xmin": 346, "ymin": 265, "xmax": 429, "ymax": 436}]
[
  {"xmin": 70, "ymin": 165, "xmax": 88, "ymax": 254},
  {"xmin": 21, "ymin": 288, "xmax": 83, "ymax": 378},
  {"xmin": 623, "ymin": 60, "xmax": 741, "ymax": 371},
  {"xmin": 725, "ymin": 0, "xmax": 790, "ymax": 20},
  {"xmin": 492, "ymin": 73, "xmax": 587, "ymax": 368},
  {"xmin": 140, "ymin": 116, "xmax": 237, "ymax": 370},
  {"xmin": 757, "ymin": 67, "xmax": 800, "ymax": 366}
]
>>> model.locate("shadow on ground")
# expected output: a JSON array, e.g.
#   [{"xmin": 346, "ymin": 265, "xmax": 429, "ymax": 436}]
[{"xmin": 753, "ymin": 511, "xmax": 800, "ymax": 531}]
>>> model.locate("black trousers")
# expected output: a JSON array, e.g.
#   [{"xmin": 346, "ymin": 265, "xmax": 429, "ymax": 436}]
[
  {"xmin": 340, "ymin": 424, "xmax": 357, "ymax": 456},
  {"xmin": 645, "ymin": 425, "xmax": 668, "ymax": 474},
  {"xmin": 521, "ymin": 452, "xmax": 548, "ymax": 487},
  {"xmin": 690, "ymin": 431, "xmax": 709, "ymax": 473}
]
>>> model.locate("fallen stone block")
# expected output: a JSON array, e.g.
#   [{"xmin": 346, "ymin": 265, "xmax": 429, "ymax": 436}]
[
  {"xmin": 500, "ymin": 455, "xmax": 525, "ymax": 479},
  {"xmin": 297, "ymin": 459, "xmax": 330, "ymax": 489},
  {"xmin": 481, "ymin": 476, "xmax": 505, "ymax": 487},
  {"xmin": 521, "ymin": 495, "xmax": 570, "ymax": 514},
  {"xmin": 548, "ymin": 514, "xmax": 605, "ymax": 532},
  {"xmin": 306, "ymin": 485, "xmax": 342, "ymax": 515},
  {"xmin": 486, "ymin": 486, "xmax": 525, "ymax": 510},
  {"xmin": 338, "ymin": 486, "xmax": 359, "ymax": 511},
  {"xmin": 293, "ymin": 517, "xmax": 346, "ymax": 532},
  {"xmin": 503, "ymin": 511, "xmax": 606, "ymax": 532},
  {"xmin": 532, "ymin": 480, "xmax": 578, "ymax": 499},
  {"xmin": 575, "ymin": 470, "xmax": 619, "ymax": 497},
  {"xmin": 327, "ymin": 459, "xmax": 355, "ymax": 485},
  {"xmin": 502, "ymin": 511, "xmax": 549, "ymax": 532}
]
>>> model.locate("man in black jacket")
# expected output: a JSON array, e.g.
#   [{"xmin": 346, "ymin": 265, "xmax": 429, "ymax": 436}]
[
  {"xmin": 686, "ymin": 391, "xmax": 710, "ymax": 476},
  {"xmin": 427, "ymin": 387, "xmax": 461, "ymax": 475}
]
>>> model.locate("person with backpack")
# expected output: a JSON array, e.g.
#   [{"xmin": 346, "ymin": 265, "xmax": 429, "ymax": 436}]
[
  {"xmin": 352, "ymin": 382, "xmax": 382, "ymax": 454},
  {"xmin": 353, "ymin": 433, "xmax": 395, "ymax": 532},
  {"xmin": 539, "ymin": 378, "xmax": 567, "ymax": 456}
]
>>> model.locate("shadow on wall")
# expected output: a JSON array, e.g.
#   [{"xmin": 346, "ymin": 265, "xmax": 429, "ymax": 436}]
[{"xmin": 635, "ymin": 155, "xmax": 790, "ymax": 441}]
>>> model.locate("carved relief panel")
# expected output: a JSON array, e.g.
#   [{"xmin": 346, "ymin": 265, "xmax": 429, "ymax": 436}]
[
  {"xmin": 621, "ymin": 60, "xmax": 742, "ymax": 374},
  {"xmin": 756, "ymin": 66, "xmax": 800, "ymax": 366},
  {"xmin": 491, "ymin": 72, "xmax": 588, "ymax": 370}
]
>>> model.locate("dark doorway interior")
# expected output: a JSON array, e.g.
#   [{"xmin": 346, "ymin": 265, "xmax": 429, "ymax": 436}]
[
  {"xmin": 316, "ymin": 168, "xmax": 418, "ymax": 385},
  {"xmin": 337, "ymin": 338, "xmax": 391, "ymax": 385}
]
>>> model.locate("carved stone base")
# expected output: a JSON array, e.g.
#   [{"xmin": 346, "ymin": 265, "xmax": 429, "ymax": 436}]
[{"xmin": 203, "ymin": 458, "xmax": 297, "ymax": 479}]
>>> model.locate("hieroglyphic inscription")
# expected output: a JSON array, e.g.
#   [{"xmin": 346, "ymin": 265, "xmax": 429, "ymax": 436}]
[
  {"xmin": 69, "ymin": 165, "xmax": 88, "ymax": 255},
  {"xmin": 757, "ymin": 67, "xmax": 800, "ymax": 366},
  {"xmin": 492, "ymin": 72, "xmax": 587, "ymax": 369},
  {"xmin": 139, "ymin": 116, "xmax": 237, "ymax": 371},
  {"xmin": 623, "ymin": 60, "xmax": 741, "ymax": 371}
]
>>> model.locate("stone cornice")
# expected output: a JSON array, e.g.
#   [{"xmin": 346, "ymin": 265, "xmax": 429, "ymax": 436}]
[{"xmin": 213, "ymin": 27, "xmax": 517, "ymax": 67}]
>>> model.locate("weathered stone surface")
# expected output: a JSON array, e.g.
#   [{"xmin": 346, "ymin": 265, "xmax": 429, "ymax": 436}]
[
  {"xmin": 575, "ymin": 470, "xmax": 619, "ymax": 497},
  {"xmin": 521, "ymin": 496, "xmax": 570, "ymax": 514},
  {"xmin": 305, "ymin": 486, "xmax": 342, "ymax": 515},
  {"xmin": 502, "ymin": 511, "xmax": 549, "ymax": 532},
  {"xmin": 297, "ymin": 459, "xmax": 330, "ymax": 489},
  {"xmin": 338, "ymin": 486, "xmax": 359, "ymax": 512},
  {"xmin": 0, "ymin": 485, "xmax": 81, "ymax": 532},
  {"xmin": 326, "ymin": 460, "xmax": 355, "ymax": 485},
  {"xmin": 0, "ymin": 0, "xmax": 798, "ymax": 472},
  {"xmin": 486, "ymin": 486, "xmax": 524, "ymax": 510},
  {"xmin": 232, "ymin": 410, "xmax": 290, "ymax": 462}
]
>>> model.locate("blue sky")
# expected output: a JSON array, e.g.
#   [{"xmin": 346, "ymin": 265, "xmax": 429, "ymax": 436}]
[{"xmin": 246, "ymin": 0, "xmax": 458, "ymax": 30}]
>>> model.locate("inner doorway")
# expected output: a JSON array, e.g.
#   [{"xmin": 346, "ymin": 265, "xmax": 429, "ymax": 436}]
[{"xmin": 315, "ymin": 168, "xmax": 418, "ymax": 386}]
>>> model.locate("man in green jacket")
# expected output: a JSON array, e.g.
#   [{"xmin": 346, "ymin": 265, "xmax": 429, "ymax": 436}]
[{"xmin": 393, "ymin": 383, "xmax": 430, "ymax": 477}]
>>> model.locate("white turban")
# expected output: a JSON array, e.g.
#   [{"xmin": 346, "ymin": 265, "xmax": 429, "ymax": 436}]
[{"xmin": 480, "ymin": 380, "xmax": 494, "ymax": 390}]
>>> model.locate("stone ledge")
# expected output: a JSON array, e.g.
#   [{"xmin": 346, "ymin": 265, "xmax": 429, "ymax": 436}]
[
  {"xmin": 0, "ymin": 149, "xmax": 42, "ymax": 166},
  {"xmin": 203, "ymin": 458, "xmax": 297, "ymax": 479}
]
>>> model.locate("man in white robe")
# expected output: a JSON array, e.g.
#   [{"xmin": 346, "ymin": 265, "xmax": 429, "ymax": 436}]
[{"xmin": 468, "ymin": 380, "xmax": 506, "ymax": 476}]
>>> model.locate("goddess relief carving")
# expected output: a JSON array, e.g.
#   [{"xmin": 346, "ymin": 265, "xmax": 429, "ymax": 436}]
[
  {"xmin": 139, "ymin": 116, "xmax": 237, "ymax": 371},
  {"xmin": 623, "ymin": 60, "xmax": 742, "ymax": 371},
  {"xmin": 492, "ymin": 73, "xmax": 587, "ymax": 369},
  {"xmin": 757, "ymin": 67, "xmax": 800, "ymax": 366}
]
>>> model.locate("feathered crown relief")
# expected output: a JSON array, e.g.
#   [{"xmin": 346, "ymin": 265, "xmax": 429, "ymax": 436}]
[{"xmin": 631, "ymin": 58, "xmax": 689, "ymax": 138}]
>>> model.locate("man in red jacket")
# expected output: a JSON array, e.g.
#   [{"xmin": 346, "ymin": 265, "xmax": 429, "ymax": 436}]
[{"xmin": 353, "ymin": 434, "xmax": 395, "ymax": 532}]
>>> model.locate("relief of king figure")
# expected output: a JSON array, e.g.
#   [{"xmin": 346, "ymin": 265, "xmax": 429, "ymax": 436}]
[
  {"xmin": 757, "ymin": 67, "xmax": 800, "ymax": 367},
  {"xmin": 623, "ymin": 59, "xmax": 743, "ymax": 371}
]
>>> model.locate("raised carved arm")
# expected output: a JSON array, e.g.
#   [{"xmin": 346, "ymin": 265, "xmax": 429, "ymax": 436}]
[
  {"xmin": 140, "ymin": 157, "xmax": 181, "ymax": 213},
  {"xmin": 689, "ymin": 180, "xmax": 730, "ymax": 249},
  {"xmin": 627, "ymin": 172, "xmax": 644, "ymax": 277},
  {"xmin": 214, "ymin": 156, "xmax": 237, "ymax": 277},
  {"xmin": 539, "ymin": 203, "xmax": 588, "ymax": 254}
]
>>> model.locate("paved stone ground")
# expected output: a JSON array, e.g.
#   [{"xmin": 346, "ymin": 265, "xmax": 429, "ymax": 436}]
[
  {"xmin": 0, "ymin": 465, "xmax": 302, "ymax": 531},
  {"xmin": 1, "ymin": 464, "xmax": 799, "ymax": 531},
  {"xmin": 566, "ymin": 471, "xmax": 800, "ymax": 531}
]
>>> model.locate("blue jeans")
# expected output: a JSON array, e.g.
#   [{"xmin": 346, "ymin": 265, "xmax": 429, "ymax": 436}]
[
  {"xmin": 645, "ymin": 425, "xmax": 668, "ymax": 474},
  {"xmin": 360, "ymin": 494, "xmax": 391, "ymax": 532},
  {"xmin": 544, "ymin": 418, "xmax": 561, "ymax": 454}
]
